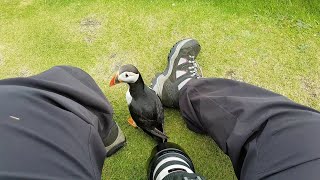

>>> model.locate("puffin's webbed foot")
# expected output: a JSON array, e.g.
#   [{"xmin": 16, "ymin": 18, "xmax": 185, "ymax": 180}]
[{"xmin": 128, "ymin": 117, "xmax": 137, "ymax": 128}]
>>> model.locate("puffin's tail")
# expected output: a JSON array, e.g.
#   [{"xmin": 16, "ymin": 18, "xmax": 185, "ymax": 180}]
[{"xmin": 150, "ymin": 128, "xmax": 169, "ymax": 142}]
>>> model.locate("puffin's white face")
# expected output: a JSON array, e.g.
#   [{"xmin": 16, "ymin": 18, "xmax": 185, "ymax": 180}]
[{"xmin": 118, "ymin": 71, "xmax": 139, "ymax": 83}]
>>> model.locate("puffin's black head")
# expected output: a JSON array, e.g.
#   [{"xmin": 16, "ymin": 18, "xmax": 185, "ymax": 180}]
[{"xmin": 110, "ymin": 64, "xmax": 141, "ymax": 86}]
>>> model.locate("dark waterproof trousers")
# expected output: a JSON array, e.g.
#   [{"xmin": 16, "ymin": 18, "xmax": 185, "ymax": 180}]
[
  {"xmin": 1, "ymin": 66, "xmax": 320, "ymax": 180},
  {"xmin": 0, "ymin": 66, "xmax": 115, "ymax": 180},
  {"xmin": 180, "ymin": 78, "xmax": 320, "ymax": 180}
]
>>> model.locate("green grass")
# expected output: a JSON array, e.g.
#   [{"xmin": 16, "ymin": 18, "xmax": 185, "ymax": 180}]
[{"xmin": 0, "ymin": 0, "xmax": 319, "ymax": 179}]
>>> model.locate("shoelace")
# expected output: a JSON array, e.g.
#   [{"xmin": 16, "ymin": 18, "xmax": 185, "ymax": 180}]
[{"xmin": 188, "ymin": 55, "xmax": 203, "ymax": 78}]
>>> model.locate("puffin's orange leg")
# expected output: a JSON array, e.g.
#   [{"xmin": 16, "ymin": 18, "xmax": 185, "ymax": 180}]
[{"xmin": 128, "ymin": 117, "xmax": 137, "ymax": 128}]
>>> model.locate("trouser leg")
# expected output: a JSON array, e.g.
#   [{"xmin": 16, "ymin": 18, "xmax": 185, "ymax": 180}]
[
  {"xmin": 179, "ymin": 78, "xmax": 320, "ymax": 180},
  {"xmin": 0, "ymin": 66, "xmax": 115, "ymax": 179},
  {"xmin": 30, "ymin": 65, "xmax": 116, "ymax": 141}
]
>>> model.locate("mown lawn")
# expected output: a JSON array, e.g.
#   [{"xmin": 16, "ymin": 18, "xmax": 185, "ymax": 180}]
[{"xmin": 0, "ymin": 0, "xmax": 319, "ymax": 179}]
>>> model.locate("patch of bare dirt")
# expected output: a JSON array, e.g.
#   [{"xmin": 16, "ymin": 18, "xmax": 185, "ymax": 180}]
[
  {"xmin": 19, "ymin": 0, "xmax": 33, "ymax": 7},
  {"xmin": 300, "ymin": 77, "xmax": 319, "ymax": 98},
  {"xmin": 0, "ymin": 53, "xmax": 3, "ymax": 66},
  {"xmin": 80, "ymin": 15, "xmax": 102, "ymax": 44},
  {"xmin": 224, "ymin": 70, "xmax": 244, "ymax": 82},
  {"xmin": 89, "ymin": 51, "xmax": 138, "ymax": 82},
  {"xmin": 19, "ymin": 67, "xmax": 32, "ymax": 77}
]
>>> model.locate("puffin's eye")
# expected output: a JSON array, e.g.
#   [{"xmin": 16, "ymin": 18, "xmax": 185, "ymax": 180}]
[{"xmin": 125, "ymin": 74, "xmax": 129, "ymax": 77}]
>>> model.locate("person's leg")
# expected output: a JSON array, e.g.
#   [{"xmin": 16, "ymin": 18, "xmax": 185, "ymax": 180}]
[
  {"xmin": 29, "ymin": 65, "xmax": 126, "ymax": 155},
  {"xmin": 0, "ymin": 66, "xmax": 125, "ymax": 179},
  {"xmin": 180, "ymin": 78, "xmax": 320, "ymax": 180},
  {"xmin": 151, "ymin": 39, "xmax": 320, "ymax": 179}
]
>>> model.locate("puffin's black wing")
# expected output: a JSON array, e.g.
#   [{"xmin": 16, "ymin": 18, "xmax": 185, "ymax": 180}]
[
  {"xmin": 152, "ymin": 91, "xmax": 168, "ymax": 141},
  {"xmin": 154, "ymin": 91, "xmax": 165, "ymax": 130},
  {"xmin": 128, "ymin": 102, "xmax": 168, "ymax": 141}
]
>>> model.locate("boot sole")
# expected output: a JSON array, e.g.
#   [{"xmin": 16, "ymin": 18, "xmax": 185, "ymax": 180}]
[
  {"xmin": 105, "ymin": 126, "xmax": 126, "ymax": 157},
  {"xmin": 106, "ymin": 139, "xmax": 126, "ymax": 157}
]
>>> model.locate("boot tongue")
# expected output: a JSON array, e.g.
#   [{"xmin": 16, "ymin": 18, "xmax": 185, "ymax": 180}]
[
  {"xmin": 176, "ymin": 55, "xmax": 202, "ymax": 78},
  {"xmin": 178, "ymin": 57, "xmax": 188, "ymax": 65}
]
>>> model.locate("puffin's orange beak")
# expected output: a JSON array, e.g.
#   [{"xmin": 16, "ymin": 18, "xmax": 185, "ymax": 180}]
[{"xmin": 109, "ymin": 72, "xmax": 120, "ymax": 87}]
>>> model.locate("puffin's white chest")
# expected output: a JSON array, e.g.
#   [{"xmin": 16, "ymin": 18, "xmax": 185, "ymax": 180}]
[{"xmin": 126, "ymin": 89, "xmax": 132, "ymax": 105}]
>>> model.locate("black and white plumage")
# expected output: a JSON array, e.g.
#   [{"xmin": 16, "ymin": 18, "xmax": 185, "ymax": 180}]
[{"xmin": 110, "ymin": 64, "xmax": 168, "ymax": 143}]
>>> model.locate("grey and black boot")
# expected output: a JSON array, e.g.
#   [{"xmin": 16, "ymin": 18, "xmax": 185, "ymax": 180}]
[
  {"xmin": 103, "ymin": 123, "xmax": 126, "ymax": 157},
  {"xmin": 150, "ymin": 38, "xmax": 202, "ymax": 108}
]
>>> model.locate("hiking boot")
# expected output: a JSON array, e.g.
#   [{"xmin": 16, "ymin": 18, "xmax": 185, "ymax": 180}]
[
  {"xmin": 150, "ymin": 38, "xmax": 202, "ymax": 108},
  {"xmin": 104, "ymin": 123, "xmax": 126, "ymax": 157}
]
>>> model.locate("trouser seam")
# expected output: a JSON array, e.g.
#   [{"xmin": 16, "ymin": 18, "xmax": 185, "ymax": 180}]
[{"xmin": 87, "ymin": 125, "xmax": 99, "ymax": 180}]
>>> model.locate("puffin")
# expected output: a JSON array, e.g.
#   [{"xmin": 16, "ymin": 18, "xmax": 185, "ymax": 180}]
[{"xmin": 109, "ymin": 64, "xmax": 168, "ymax": 143}]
